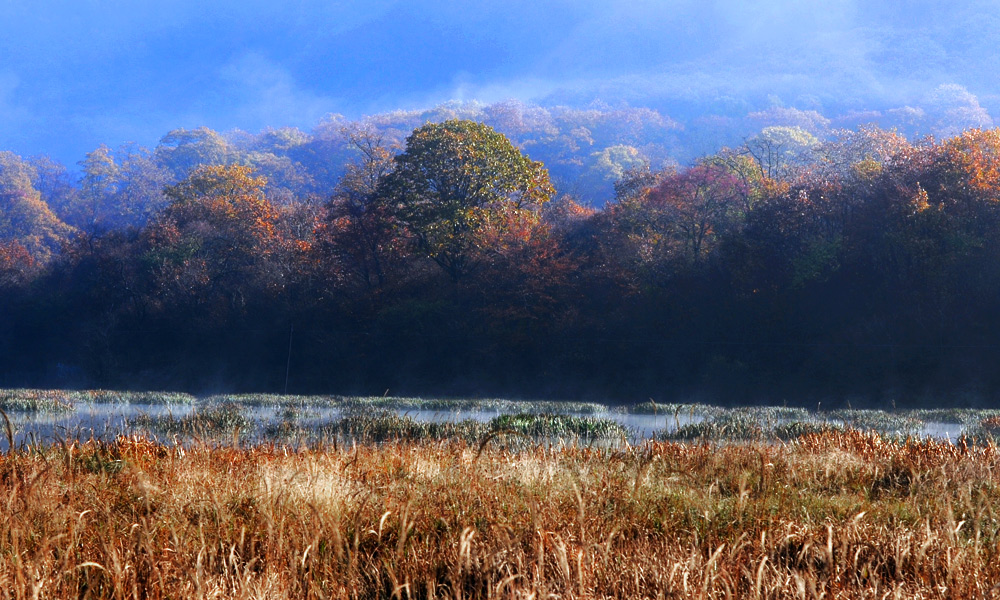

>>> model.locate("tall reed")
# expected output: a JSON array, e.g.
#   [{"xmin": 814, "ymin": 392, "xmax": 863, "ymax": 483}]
[{"xmin": 0, "ymin": 430, "xmax": 998, "ymax": 598}]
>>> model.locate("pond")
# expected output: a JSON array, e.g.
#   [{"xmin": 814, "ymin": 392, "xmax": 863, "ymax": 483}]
[
  {"xmin": 0, "ymin": 404, "xmax": 689, "ymax": 450},
  {"xmin": 0, "ymin": 390, "xmax": 994, "ymax": 451}
]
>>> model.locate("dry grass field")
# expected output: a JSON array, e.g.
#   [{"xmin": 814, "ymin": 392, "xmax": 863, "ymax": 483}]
[{"xmin": 1, "ymin": 430, "xmax": 999, "ymax": 599}]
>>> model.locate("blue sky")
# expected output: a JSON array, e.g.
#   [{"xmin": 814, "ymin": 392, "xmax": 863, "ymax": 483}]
[{"xmin": 1, "ymin": 1, "xmax": 999, "ymax": 167}]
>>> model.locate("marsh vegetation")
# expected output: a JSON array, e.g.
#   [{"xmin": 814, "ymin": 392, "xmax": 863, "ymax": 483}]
[
  {"xmin": 2, "ymin": 389, "xmax": 1000, "ymax": 597},
  {"xmin": 2, "ymin": 389, "xmax": 997, "ymax": 450},
  {"xmin": 2, "ymin": 428, "xmax": 999, "ymax": 598}
]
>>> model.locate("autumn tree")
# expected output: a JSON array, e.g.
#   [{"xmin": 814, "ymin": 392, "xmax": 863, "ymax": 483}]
[
  {"xmin": 380, "ymin": 120, "xmax": 554, "ymax": 282},
  {"xmin": 29, "ymin": 155, "xmax": 80, "ymax": 225},
  {"xmin": 701, "ymin": 148, "xmax": 768, "ymax": 214},
  {"xmin": 614, "ymin": 164, "xmax": 676, "ymax": 204},
  {"xmin": 639, "ymin": 165, "xmax": 746, "ymax": 265},
  {"xmin": 114, "ymin": 142, "xmax": 171, "ymax": 225},
  {"xmin": 890, "ymin": 129, "xmax": 1000, "ymax": 313},
  {"xmin": 144, "ymin": 165, "xmax": 288, "ymax": 317},
  {"xmin": 76, "ymin": 145, "xmax": 120, "ymax": 232},
  {"xmin": 244, "ymin": 151, "xmax": 317, "ymax": 205},
  {"xmin": 939, "ymin": 128, "xmax": 1000, "ymax": 201},
  {"xmin": 542, "ymin": 195, "xmax": 597, "ymax": 238},
  {"xmin": 0, "ymin": 241, "xmax": 36, "ymax": 289},
  {"xmin": 818, "ymin": 126, "xmax": 913, "ymax": 181},
  {"xmin": 71, "ymin": 143, "xmax": 171, "ymax": 232},
  {"xmin": 0, "ymin": 151, "xmax": 74, "ymax": 264},
  {"xmin": 578, "ymin": 144, "xmax": 649, "ymax": 201},
  {"xmin": 314, "ymin": 125, "xmax": 401, "ymax": 294},
  {"xmin": 470, "ymin": 206, "xmax": 579, "ymax": 328},
  {"xmin": 743, "ymin": 126, "xmax": 820, "ymax": 182}
]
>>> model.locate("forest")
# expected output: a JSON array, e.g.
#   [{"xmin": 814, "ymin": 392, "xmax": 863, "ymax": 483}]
[{"xmin": 3, "ymin": 100, "xmax": 1000, "ymax": 405}]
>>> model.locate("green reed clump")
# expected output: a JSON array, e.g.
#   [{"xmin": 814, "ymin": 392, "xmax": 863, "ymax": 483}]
[
  {"xmin": 0, "ymin": 389, "xmax": 76, "ymax": 413},
  {"xmin": 203, "ymin": 393, "xmax": 340, "ymax": 408},
  {"xmin": 265, "ymin": 410, "xmax": 629, "ymax": 446},
  {"xmin": 734, "ymin": 405, "xmax": 812, "ymax": 422},
  {"xmin": 131, "ymin": 401, "xmax": 254, "ymax": 437},
  {"xmin": 627, "ymin": 400, "xmax": 716, "ymax": 417},
  {"xmin": 666, "ymin": 414, "xmax": 766, "ymax": 441},
  {"xmin": 79, "ymin": 390, "xmax": 197, "ymax": 405},
  {"xmin": 903, "ymin": 407, "xmax": 971, "ymax": 424},
  {"xmin": 335, "ymin": 410, "xmax": 485, "ymax": 442},
  {"xmin": 488, "ymin": 413, "xmax": 628, "ymax": 440},
  {"xmin": 772, "ymin": 420, "xmax": 844, "ymax": 440},
  {"xmin": 277, "ymin": 406, "xmax": 320, "ymax": 421},
  {"xmin": 299, "ymin": 409, "xmax": 484, "ymax": 443}
]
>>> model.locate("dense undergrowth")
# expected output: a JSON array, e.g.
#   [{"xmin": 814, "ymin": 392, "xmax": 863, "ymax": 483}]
[{"xmin": 1, "ymin": 430, "xmax": 999, "ymax": 598}]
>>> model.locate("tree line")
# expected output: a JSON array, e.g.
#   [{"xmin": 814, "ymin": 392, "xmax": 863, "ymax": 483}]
[{"xmin": 4, "ymin": 115, "xmax": 1000, "ymax": 405}]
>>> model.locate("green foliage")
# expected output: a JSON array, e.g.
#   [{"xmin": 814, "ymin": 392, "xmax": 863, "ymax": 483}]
[
  {"xmin": 827, "ymin": 410, "xmax": 922, "ymax": 436},
  {"xmin": 581, "ymin": 144, "xmax": 649, "ymax": 199},
  {"xmin": 772, "ymin": 420, "xmax": 844, "ymax": 440},
  {"xmin": 381, "ymin": 119, "xmax": 554, "ymax": 281}
]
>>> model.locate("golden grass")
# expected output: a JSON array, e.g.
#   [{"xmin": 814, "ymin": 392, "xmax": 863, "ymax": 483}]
[{"xmin": 1, "ymin": 431, "xmax": 999, "ymax": 598}]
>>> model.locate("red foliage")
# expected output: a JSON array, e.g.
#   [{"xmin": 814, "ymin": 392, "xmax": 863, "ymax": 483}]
[
  {"xmin": 643, "ymin": 164, "xmax": 747, "ymax": 262},
  {"xmin": 0, "ymin": 240, "xmax": 35, "ymax": 287}
]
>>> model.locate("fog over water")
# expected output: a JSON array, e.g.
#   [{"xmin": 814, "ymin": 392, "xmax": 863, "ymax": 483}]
[
  {"xmin": 1, "ymin": 1, "xmax": 998, "ymax": 167},
  {"xmin": 0, "ymin": 400, "xmax": 971, "ymax": 452}
]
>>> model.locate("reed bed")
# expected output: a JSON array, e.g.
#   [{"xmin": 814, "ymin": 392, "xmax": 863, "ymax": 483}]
[
  {"xmin": 130, "ymin": 401, "xmax": 255, "ymax": 438},
  {"xmin": 0, "ymin": 389, "xmax": 196, "ymax": 414},
  {"xmin": 337, "ymin": 397, "xmax": 609, "ymax": 414},
  {"xmin": 132, "ymin": 407, "xmax": 630, "ymax": 447},
  {"xmin": 1, "ymin": 429, "xmax": 999, "ymax": 598},
  {"xmin": 198, "ymin": 394, "xmax": 610, "ymax": 414},
  {"xmin": 0, "ymin": 389, "xmax": 77, "ymax": 413},
  {"xmin": 81, "ymin": 390, "xmax": 197, "ymax": 406},
  {"xmin": 6, "ymin": 387, "xmax": 1000, "ymax": 444}
]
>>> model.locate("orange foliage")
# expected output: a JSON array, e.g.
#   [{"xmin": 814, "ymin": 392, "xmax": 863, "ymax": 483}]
[
  {"xmin": 942, "ymin": 128, "xmax": 1000, "ymax": 198},
  {"xmin": 143, "ymin": 165, "xmax": 290, "ymax": 312},
  {"xmin": 542, "ymin": 196, "xmax": 596, "ymax": 235},
  {"xmin": 162, "ymin": 165, "xmax": 283, "ymax": 255}
]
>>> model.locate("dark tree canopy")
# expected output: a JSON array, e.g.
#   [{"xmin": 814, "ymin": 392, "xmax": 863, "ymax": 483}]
[{"xmin": 6, "ymin": 118, "xmax": 1000, "ymax": 403}]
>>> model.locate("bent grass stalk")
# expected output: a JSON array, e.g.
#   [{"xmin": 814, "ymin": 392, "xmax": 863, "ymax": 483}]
[{"xmin": 0, "ymin": 430, "xmax": 998, "ymax": 597}]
